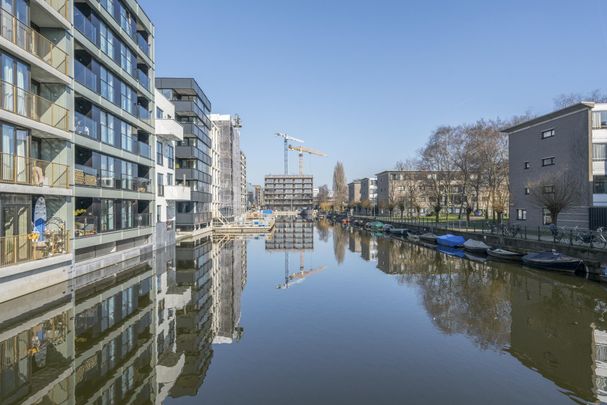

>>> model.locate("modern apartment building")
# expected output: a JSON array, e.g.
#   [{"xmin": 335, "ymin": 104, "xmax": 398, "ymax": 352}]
[
  {"xmin": 210, "ymin": 120, "xmax": 221, "ymax": 219},
  {"xmin": 348, "ymin": 179, "xmax": 361, "ymax": 205},
  {"xmin": 73, "ymin": 0, "xmax": 156, "ymax": 272},
  {"xmin": 210, "ymin": 113, "xmax": 242, "ymax": 222},
  {"xmin": 504, "ymin": 102, "xmax": 606, "ymax": 228},
  {"xmin": 156, "ymin": 78, "xmax": 213, "ymax": 234},
  {"xmin": 264, "ymin": 174, "xmax": 314, "ymax": 211},
  {"xmin": 0, "ymin": 0, "xmax": 74, "ymax": 301},
  {"xmin": 240, "ymin": 151, "xmax": 247, "ymax": 213},
  {"xmin": 154, "ymin": 88, "xmax": 190, "ymax": 247},
  {"xmin": 253, "ymin": 184, "xmax": 264, "ymax": 208},
  {"xmin": 360, "ymin": 177, "xmax": 377, "ymax": 205}
]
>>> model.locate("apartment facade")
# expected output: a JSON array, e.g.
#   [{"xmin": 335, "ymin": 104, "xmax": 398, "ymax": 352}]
[
  {"xmin": 240, "ymin": 151, "xmax": 247, "ymax": 214},
  {"xmin": 348, "ymin": 179, "xmax": 361, "ymax": 205},
  {"xmin": 360, "ymin": 177, "xmax": 377, "ymax": 205},
  {"xmin": 264, "ymin": 175, "xmax": 313, "ymax": 211},
  {"xmin": 156, "ymin": 78, "xmax": 213, "ymax": 234},
  {"xmin": 505, "ymin": 102, "xmax": 600, "ymax": 228}
]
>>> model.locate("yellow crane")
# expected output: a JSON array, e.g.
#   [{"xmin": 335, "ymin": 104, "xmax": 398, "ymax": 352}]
[{"xmin": 287, "ymin": 145, "xmax": 328, "ymax": 175}]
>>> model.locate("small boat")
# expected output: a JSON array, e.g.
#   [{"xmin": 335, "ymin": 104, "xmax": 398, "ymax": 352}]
[
  {"xmin": 522, "ymin": 251, "xmax": 584, "ymax": 273},
  {"xmin": 463, "ymin": 239, "xmax": 490, "ymax": 254},
  {"xmin": 365, "ymin": 221, "xmax": 385, "ymax": 231},
  {"xmin": 407, "ymin": 233, "xmax": 420, "ymax": 242},
  {"xmin": 437, "ymin": 234, "xmax": 465, "ymax": 248},
  {"xmin": 437, "ymin": 246, "xmax": 465, "ymax": 258},
  {"xmin": 389, "ymin": 228, "xmax": 408, "ymax": 236},
  {"xmin": 419, "ymin": 233, "xmax": 438, "ymax": 244},
  {"xmin": 487, "ymin": 248, "xmax": 524, "ymax": 262},
  {"xmin": 382, "ymin": 224, "xmax": 394, "ymax": 232}
]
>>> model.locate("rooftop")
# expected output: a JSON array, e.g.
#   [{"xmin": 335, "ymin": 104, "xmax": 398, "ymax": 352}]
[{"xmin": 501, "ymin": 102, "xmax": 595, "ymax": 134}]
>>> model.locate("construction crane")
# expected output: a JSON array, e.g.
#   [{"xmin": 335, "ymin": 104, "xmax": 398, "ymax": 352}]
[
  {"xmin": 287, "ymin": 145, "xmax": 328, "ymax": 175},
  {"xmin": 275, "ymin": 132, "xmax": 304, "ymax": 175}
]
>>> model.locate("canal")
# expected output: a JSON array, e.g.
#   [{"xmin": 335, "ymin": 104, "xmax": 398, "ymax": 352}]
[{"xmin": 1, "ymin": 218, "xmax": 607, "ymax": 404}]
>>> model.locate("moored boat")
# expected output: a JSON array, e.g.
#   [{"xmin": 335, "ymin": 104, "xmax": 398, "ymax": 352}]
[
  {"xmin": 388, "ymin": 228, "xmax": 408, "ymax": 236},
  {"xmin": 487, "ymin": 248, "xmax": 524, "ymax": 262},
  {"xmin": 407, "ymin": 233, "xmax": 420, "ymax": 242},
  {"xmin": 522, "ymin": 251, "xmax": 584, "ymax": 273},
  {"xmin": 436, "ymin": 234, "xmax": 465, "ymax": 248},
  {"xmin": 365, "ymin": 221, "xmax": 384, "ymax": 231},
  {"xmin": 419, "ymin": 233, "xmax": 438, "ymax": 244},
  {"xmin": 463, "ymin": 239, "xmax": 490, "ymax": 254},
  {"xmin": 464, "ymin": 252, "xmax": 488, "ymax": 263}
]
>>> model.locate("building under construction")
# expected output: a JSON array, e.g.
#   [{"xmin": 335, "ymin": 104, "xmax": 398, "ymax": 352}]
[{"xmin": 264, "ymin": 175, "xmax": 314, "ymax": 211}]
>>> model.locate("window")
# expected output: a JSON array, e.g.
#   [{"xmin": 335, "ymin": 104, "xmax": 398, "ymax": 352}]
[
  {"xmin": 543, "ymin": 185, "xmax": 554, "ymax": 194},
  {"xmin": 543, "ymin": 208, "xmax": 552, "ymax": 225},
  {"xmin": 99, "ymin": 23, "xmax": 114, "ymax": 58},
  {"xmin": 157, "ymin": 141, "xmax": 163, "ymax": 165},
  {"xmin": 594, "ymin": 176, "xmax": 607, "ymax": 193},
  {"xmin": 524, "ymin": 187, "xmax": 530, "ymax": 195},
  {"xmin": 167, "ymin": 145, "xmax": 174, "ymax": 169},
  {"xmin": 101, "ymin": 200, "xmax": 115, "ymax": 231},
  {"xmin": 156, "ymin": 107, "xmax": 164, "ymax": 119},
  {"xmin": 100, "ymin": 111, "xmax": 115, "ymax": 146},
  {"xmin": 167, "ymin": 173, "xmax": 173, "ymax": 186},
  {"xmin": 121, "ymin": 121, "xmax": 134, "ymax": 152},
  {"xmin": 593, "ymin": 111, "xmax": 607, "ymax": 129},
  {"xmin": 516, "ymin": 209, "xmax": 527, "ymax": 221},
  {"xmin": 524, "ymin": 161, "xmax": 530, "ymax": 169},
  {"xmin": 541, "ymin": 129, "xmax": 555, "ymax": 139},
  {"xmin": 157, "ymin": 173, "xmax": 164, "ymax": 196},
  {"xmin": 593, "ymin": 144, "xmax": 607, "ymax": 161},
  {"xmin": 157, "ymin": 204, "xmax": 161, "ymax": 222},
  {"xmin": 542, "ymin": 157, "xmax": 555, "ymax": 166}
]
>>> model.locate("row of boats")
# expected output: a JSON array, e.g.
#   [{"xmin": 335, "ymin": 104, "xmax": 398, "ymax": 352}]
[{"xmin": 359, "ymin": 220, "xmax": 586, "ymax": 273}]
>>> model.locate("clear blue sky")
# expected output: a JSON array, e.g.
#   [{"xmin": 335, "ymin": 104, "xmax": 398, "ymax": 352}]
[{"xmin": 140, "ymin": 0, "xmax": 607, "ymax": 187}]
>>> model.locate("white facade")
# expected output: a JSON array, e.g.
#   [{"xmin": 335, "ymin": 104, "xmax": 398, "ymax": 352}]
[
  {"xmin": 155, "ymin": 89, "xmax": 189, "ymax": 226},
  {"xmin": 211, "ymin": 121, "xmax": 221, "ymax": 220}
]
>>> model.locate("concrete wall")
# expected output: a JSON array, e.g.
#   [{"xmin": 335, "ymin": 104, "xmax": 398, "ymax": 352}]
[{"xmin": 508, "ymin": 107, "xmax": 592, "ymax": 228}]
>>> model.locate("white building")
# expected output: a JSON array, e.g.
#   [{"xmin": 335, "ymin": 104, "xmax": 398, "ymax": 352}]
[
  {"xmin": 211, "ymin": 121, "xmax": 222, "ymax": 220},
  {"xmin": 155, "ymin": 90, "xmax": 190, "ymax": 246}
]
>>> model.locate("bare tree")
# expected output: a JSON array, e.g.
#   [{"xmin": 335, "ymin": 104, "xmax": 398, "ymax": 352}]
[
  {"xmin": 553, "ymin": 89, "xmax": 607, "ymax": 109},
  {"xmin": 317, "ymin": 184, "xmax": 330, "ymax": 206},
  {"xmin": 396, "ymin": 159, "xmax": 423, "ymax": 218},
  {"xmin": 332, "ymin": 162, "xmax": 347, "ymax": 212},
  {"xmin": 528, "ymin": 172, "xmax": 579, "ymax": 226}
]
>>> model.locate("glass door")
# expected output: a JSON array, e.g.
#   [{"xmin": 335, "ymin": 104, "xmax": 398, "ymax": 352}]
[
  {"xmin": 15, "ymin": 129, "xmax": 27, "ymax": 183},
  {"xmin": 1, "ymin": 204, "xmax": 30, "ymax": 265},
  {"xmin": 1, "ymin": 124, "xmax": 14, "ymax": 182},
  {"xmin": 2, "ymin": 54, "xmax": 14, "ymax": 113}
]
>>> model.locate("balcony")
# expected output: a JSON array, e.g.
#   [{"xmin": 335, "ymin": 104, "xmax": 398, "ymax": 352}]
[
  {"xmin": 165, "ymin": 185, "xmax": 191, "ymax": 201},
  {"xmin": 0, "ymin": 230, "xmax": 70, "ymax": 268},
  {"xmin": 74, "ymin": 215, "xmax": 97, "ymax": 237},
  {"xmin": 136, "ymin": 32, "xmax": 150, "ymax": 56},
  {"xmin": 42, "ymin": 0, "xmax": 69, "ymax": 19},
  {"xmin": 75, "ymin": 166, "xmax": 151, "ymax": 193},
  {"xmin": 0, "ymin": 153, "xmax": 69, "ymax": 189},
  {"xmin": 156, "ymin": 118, "xmax": 183, "ymax": 142},
  {"xmin": 74, "ymin": 60, "xmax": 98, "ymax": 92},
  {"xmin": 0, "ymin": 9, "xmax": 69, "ymax": 75},
  {"xmin": 0, "ymin": 81, "xmax": 69, "ymax": 130},
  {"xmin": 75, "ymin": 111, "xmax": 98, "ymax": 140},
  {"xmin": 75, "ymin": 213, "xmax": 153, "ymax": 239},
  {"xmin": 138, "ymin": 141, "xmax": 151, "ymax": 159},
  {"xmin": 74, "ymin": 7, "xmax": 97, "ymax": 44},
  {"xmin": 137, "ymin": 105, "xmax": 151, "ymax": 124},
  {"xmin": 137, "ymin": 69, "xmax": 150, "ymax": 90}
]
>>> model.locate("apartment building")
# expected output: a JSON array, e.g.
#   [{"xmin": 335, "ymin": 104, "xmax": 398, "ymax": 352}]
[
  {"xmin": 348, "ymin": 179, "xmax": 361, "ymax": 205},
  {"xmin": 360, "ymin": 177, "xmax": 377, "ymax": 205},
  {"xmin": 210, "ymin": 113, "xmax": 242, "ymax": 222},
  {"xmin": 264, "ymin": 175, "xmax": 314, "ymax": 211},
  {"xmin": 504, "ymin": 102, "xmax": 605, "ymax": 228},
  {"xmin": 253, "ymin": 184, "xmax": 264, "ymax": 208},
  {"xmin": 210, "ymin": 120, "xmax": 221, "ymax": 219},
  {"xmin": 154, "ymin": 88, "xmax": 190, "ymax": 247},
  {"xmin": 156, "ymin": 78, "xmax": 213, "ymax": 234},
  {"xmin": 240, "ymin": 151, "xmax": 247, "ymax": 213},
  {"xmin": 0, "ymin": 0, "xmax": 74, "ymax": 300}
]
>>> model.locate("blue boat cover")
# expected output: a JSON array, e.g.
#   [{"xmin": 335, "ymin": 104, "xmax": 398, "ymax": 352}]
[{"xmin": 436, "ymin": 234, "xmax": 465, "ymax": 247}]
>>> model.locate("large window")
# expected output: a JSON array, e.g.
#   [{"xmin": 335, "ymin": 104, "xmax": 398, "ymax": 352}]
[
  {"xmin": 157, "ymin": 173, "xmax": 164, "ymax": 196},
  {"xmin": 594, "ymin": 144, "xmax": 607, "ymax": 161},
  {"xmin": 101, "ymin": 199, "xmax": 115, "ymax": 231},
  {"xmin": 167, "ymin": 145, "xmax": 174, "ymax": 169},
  {"xmin": 594, "ymin": 176, "xmax": 607, "ymax": 194},
  {"xmin": 593, "ymin": 111, "xmax": 607, "ymax": 129},
  {"xmin": 100, "ymin": 111, "xmax": 115, "ymax": 146},
  {"xmin": 100, "ymin": 23, "xmax": 115, "ymax": 58},
  {"xmin": 120, "ymin": 121, "xmax": 133, "ymax": 152},
  {"xmin": 100, "ymin": 66, "xmax": 115, "ymax": 103}
]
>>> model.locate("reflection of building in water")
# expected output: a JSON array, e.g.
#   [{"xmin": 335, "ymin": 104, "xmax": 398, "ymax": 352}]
[
  {"xmin": 172, "ymin": 236, "xmax": 215, "ymax": 397},
  {"xmin": 214, "ymin": 238, "xmax": 247, "ymax": 344},
  {"xmin": 73, "ymin": 262, "xmax": 156, "ymax": 404},
  {"xmin": 359, "ymin": 232, "xmax": 378, "ymax": 262},
  {"xmin": 266, "ymin": 218, "xmax": 314, "ymax": 250},
  {"xmin": 348, "ymin": 229, "xmax": 362, "ymax": 253},
  {"xmin": 592, "ymin": 326, "xmax": 607, "ymax": 402},
  {"xmin": 0, "ymin": 283, "xmax": 74, "ymax": 405},
  {"xmin": 376, "ymin": 237, "xmax": 409, "ymax": 274}
]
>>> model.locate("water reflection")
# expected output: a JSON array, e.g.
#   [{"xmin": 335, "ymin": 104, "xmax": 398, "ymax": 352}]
[{"xmin": 348, "ymin": 225, "xmax": 607, "ymax": 403}]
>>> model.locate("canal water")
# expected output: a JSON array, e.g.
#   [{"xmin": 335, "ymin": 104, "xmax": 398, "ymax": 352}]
[{"xmin": 2, "ymin": 218, "xmax": 607, "ymax": 404}]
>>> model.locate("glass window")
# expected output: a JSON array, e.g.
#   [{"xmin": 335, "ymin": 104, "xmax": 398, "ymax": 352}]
[
  {"xmin": 543, "ymin": 185, "xmax": 554, "ymax": 194},
  {"xmin": 157, "ymin": 141, "xmax": 163, "ymax": 165},
  {"xmin": 593, "ymin": 111, "xmax": 607, "ymax": 129},
  {"xmin": 524, "ymin": 161, "xmax": 530, "ymax": 169},
  {"xmin": 120, "ymin": 122, "xmax": 133, "ymax": 152},
  {"xmin": 101, "ymin": 199, "xmax": 114, "ymax": 231},
  {"xmin": 156, "ymin": 107, "xmax": 164, "ymax": 119},
  {"xmin": 167, "ymin": 145, "xmax": 174, "ymax": 169},
  {"xmin": 100, "ymin": 23, "xmax": 115, "ymax": 59},
  {"xmin": 541, "ymin": 129, "xmax": 555, "ymax": 139},
  {"xmin": 594, "ymin": 176, "xmax": 607, "ymax": 193},
  {"xmin": 157, "ymin": 173, "xmax": 164, "ymax": 196},
  {"xmin": 100, "ymin": 67, "xmax": 114, "ymax": 103},
  {"xmin": 593, "ymin": 144, "xmax": 607, "ymax": 161},
  {"xmin": 542, "ymin": 157, "xmax": 555, "ymax": 166},
  {"xmin": 100, "ymin": 111, "xmax": 115, "ymax": 145},
  {"xmin": 516, "ymin": 209, "xmax": 526, "ymax": 220},
  {"xmin": 543, "ymin": 208, "xmax": 552, "ymax": 225},
  {"xmin": 167, "ymin": 173, "xmax": 173, "ymax": 186}
]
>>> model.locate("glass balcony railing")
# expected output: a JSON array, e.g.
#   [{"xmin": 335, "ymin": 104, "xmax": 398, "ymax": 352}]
[
  {"xmin": 137, "ymin": 105, "xmax": 151, "ymax": 123},
  {"xmin": 0, "ymin": 153, "xmax": 69, "ymax": 188},
  {"xmin": 74, "ymin": 60, "xmax": 98, "ymax": 92},
  {"xmin": 138, "ymin": 141, "xmax": 151, "ymax": 158},
  {"xmin": 75, "ymin": 112, "xmax": 98, "ymax": 140},
  {"xmin": 74, "ymin": 164, "xmax": 99, "ymax": 187},
  {"xmin": 1, "ymin": 230, "xmax": 70, "ymax": 268},
  {"xmin": 74, "ymin": 215, "xmax": 97, "ymax": 238},
  {"xmin": 0, "ymin": 9, "xmax": 69, "ymax": 74},
  {"xmin": 74, "ymin": 7, "xmax": 97, "ymax": 44},
  {"xmin": 0, "ymin": 81, "xmax": 69, "ymax": 130},
  {"xmin": 135, "ymin": 213, "xmax": 153, "ymax": 227},
  {"xmin": 134, "ymin": 177, "xmax": 151, "ymax": 193},
  {"xmin": 137, "ymin": 69, "xmax": 149, "ymax": 90},
  {"xmin": 136, "ymin": 32, "xmax": 149, "ymax": 56},
  {"xmin": 43, "ymin": 0, "xmax": 69, "ymax": 19}
]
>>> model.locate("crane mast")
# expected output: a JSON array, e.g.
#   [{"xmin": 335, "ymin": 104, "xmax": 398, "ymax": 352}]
[{"xmin": 275, "ymin": 132, "xmax": 303, "ymax": 174}]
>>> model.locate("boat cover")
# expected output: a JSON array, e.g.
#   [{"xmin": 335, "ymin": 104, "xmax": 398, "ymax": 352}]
[{"xmin": 436, "ymin": 234, "xmax": 465, "ymax": 247}]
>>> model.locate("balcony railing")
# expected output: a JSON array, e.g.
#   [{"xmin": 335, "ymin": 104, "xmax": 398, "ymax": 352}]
[
  {"xmin": 74, "ymin": 7, "xmax": 97, "ymax": 44},
  {"xmin": 75, "ymin": 213, "xmax": 153, "ymax": 238},
  {"xmin": 1, "ymin": 230, "xmax": 70, "ymax": 268},
  {"xmin": 137, "ymin": 69, "xmax": 149, "ymax": 90},
  {"xmin": 75, "ymin": 112, "xmax": 98, "ymax": 140},
  {"xmin": 0, "ymin": 153, "xmax": 69, "ymax": 188},
  {"xmin": 75, "ymin": 166, "xmax": 151, "ymax": 193},
  {"xmin": 43, "ymin": 0, "xmax": 69, "ymax": 19},
  {"xmin": 74, "ymin": 215, "xmax": 97, "ymax": 238},
  {"xmin": 0, "ymin": 9, "xmax": 69, "ymax": 74},
  {"xmin": 75, "ymin": 60, "xmax": 98, "ymax": 92},
  {"xmin": 74, "ymin": 164, "xmax": 98, "ymax": 187},
  {"xmin": 138, "ymin": 141, "xmax": 151, "ymax": 158},
  {"xmin": 137, "ymin": 105, "xmax": 151, "ymax": 123},
  {"xmin": 136, "ymin": 32, "xmax": 149, "ymax": 56},
  {"xmin": 0, "ymin": 80, "xmax": 69, "ymax": 130}
]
